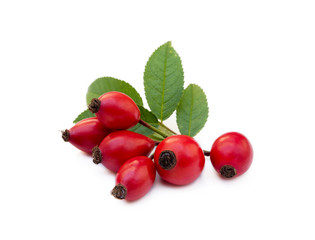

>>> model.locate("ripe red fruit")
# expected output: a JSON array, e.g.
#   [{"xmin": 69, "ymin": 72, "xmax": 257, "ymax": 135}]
[
  {"xmin": 92, "ymin": 130, "xmax": 155, "ymax": 172},
  {"xmin": 62, "ymin": 117, "xmax": 111, "ymax": 154},
  {"xmin": 210, "ymin": 132, "xmax": 253, "ymax": 178},
  {"xmin": 154, "ymin": 135, "xmax": 205, "ymax": 185},
  {"xmin": 111, "ymin": 156, "xmax": 156, "ymax": 201},
  {"xmin": 88, "ymin": 91, "xmax": 140, "ymax": 130}
]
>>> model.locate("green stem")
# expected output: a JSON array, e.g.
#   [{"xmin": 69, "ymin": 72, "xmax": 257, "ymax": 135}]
[
  {"xmin": 139, "ymin": 120, "xmax": 170, "ymax": 138},
  {"xmin": 140, "ymin": 120, "xmax": 210, "ymax": 157},
  {"xmin": 158, "ymin": 122, "xmax": 177, "ymax": 135}
]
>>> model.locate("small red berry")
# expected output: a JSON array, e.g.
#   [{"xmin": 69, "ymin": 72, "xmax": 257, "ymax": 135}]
[
  {"xmin": 92, "ymin": 130, "xmax": 155, "ymax": 172},
  {"xmin": 154, "ymin": 135, "xmax": 205, "ymax": 185},
  {"xmin": 88, "ymin": 91, "xmax": 140, "ymax": 130},
  {"xmin": 210, "ymin": 132, "xmax": 253, "ymax": 178},
  {"xmin": 111, "ymin": 156, "xmax": 156, "ymax": 201},
  {"xmin": 62, "ymin": 117, "xmax": 111, "ymax": 154}
]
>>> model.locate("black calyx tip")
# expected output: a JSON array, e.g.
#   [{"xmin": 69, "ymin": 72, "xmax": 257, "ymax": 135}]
[
  {"xmin": 62, "ymin": 129, "xmax": 70, "ymax": 142},
  {"xmin": 203, "ymin": 150, "xmax": 211, "ymax": 156},
  {"xmin": 92, "ymin": 146, "xmax": 102, "ymax": 164},
  {"xmin": 111, "ymin": 184, "xmax": 127, "ymax": 200},
  {"xmin": 220, "ymin": 165, "xmax": 237, "ymax": 178},
  {"xmin": 88, "ymin": 98, "xmax": 101, "ymax": 113},
  {"xmin": 159, "ymin": 150, "xmax": 176, "ymax": 170}
]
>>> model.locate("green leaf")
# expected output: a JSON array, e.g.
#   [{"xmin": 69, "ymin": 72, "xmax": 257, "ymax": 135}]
[
  {"xmin": 73, "ymin": 109, "xmax": 95, "ymax": 123},
  {"xmin": 144, "ymin": 41, "xmax": 184, "ymax": 121},
  {"xmin": 176, "ymin": 84, "xmax": 209, "ymax": 137},
  {"xmin": 129, "ymin": 106, "xmax": 158, "ymax": 136},
  {"xmin": 86, "ymin": 77, "xmax": 143, "ymax": 106}
]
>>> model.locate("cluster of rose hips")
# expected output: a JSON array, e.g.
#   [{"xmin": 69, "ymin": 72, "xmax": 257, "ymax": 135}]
[{"xmin": 62, "ymin": 91, "xmax": 253, "ymax": 201}]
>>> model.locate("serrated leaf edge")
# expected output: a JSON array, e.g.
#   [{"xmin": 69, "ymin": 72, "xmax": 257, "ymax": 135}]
[
  {"xmin": 176, "ymin": 83, "xmax": 209, "ymax": 137},
  {"xmin": 86, "ymin": 76, "xmax": 143, "ymax": 106},
  {"xmin": 143, "ymin": 41, "xmax": 185, "ymax": 121}
]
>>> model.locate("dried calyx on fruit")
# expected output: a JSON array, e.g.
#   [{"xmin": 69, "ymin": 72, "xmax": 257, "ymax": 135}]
[
  {"xmin": 158, "ymin": 150, "xmax": 176, "ymax": 170},
  {"xmin": 112, "ymin": 156, "xmax": 156, "ymax": 201},
  {"xmin": 62, "ymin": 117, "xmax": 111, "ymax": 154},
  {"xmin": 154, "ymin": 135, "xmax": 205, "ymax": 185},
  {"xmin": 209, "ymin": 132, "xmax": 253, "ymax": 178},
  {"xmin": 92, "ymin": 130, "xmax": 155, "ymax": 172},
  {"xmin": 88, "ymin": 91, "xmax": 140, "ymax": 130}
]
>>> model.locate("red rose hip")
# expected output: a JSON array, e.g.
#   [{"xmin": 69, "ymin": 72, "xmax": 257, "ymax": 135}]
[
  {"xmin": 210, "ymin": 132, "xmax": 253, "ymax": 178},
  {"xmin": 88, "ymin": 91, "xmax": 140, "ymax": 130},
  {"xmin": 61, "ymin": 117, "xmax": 111, "ymax": 154},
  {"xmin": 111, "ymin": 156, "xmax": 156, "ymax": 201},
  {"xmin": 92, "ymin": 130, "xmax": 155, "ymax": 172},
  {"xmin": 154, "ymin": 135, "xmax": 205, "ymax": 185}
]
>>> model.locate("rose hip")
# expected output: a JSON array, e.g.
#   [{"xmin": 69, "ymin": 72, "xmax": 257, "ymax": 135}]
[
  {"xmin": 111, "ymin": 156, "xmax": 156, "ymax": 201},
  {"xmin": 88, "ymin": 91, "xmax": 140, "ymax": 130},
  {"xmin": 92, "ymin": 130, "xmax": 155, "ymax": 172},
  {"xmin": 154, "ymin": 135, "xmax": 205, "ymax": 185},
  {"xmin": 62, "ymin": 117, "xmax": 111, "ymax": 154},
  {"xmin": 210, "ymin": 132, "xmax": 253, "ymax": 178}
]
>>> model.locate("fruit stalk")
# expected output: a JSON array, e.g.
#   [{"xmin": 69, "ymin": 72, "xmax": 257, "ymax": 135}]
[
  {"xmin": 140, "ymin": 120, "xmax": 213, "ymax": 157},
  {"xmin": 158, "ymin": 122, "xmax": 177, "ymax": 135},
  {"xmin": 139, "ymin": 119, "xmax": 170, "ymax": 138}
]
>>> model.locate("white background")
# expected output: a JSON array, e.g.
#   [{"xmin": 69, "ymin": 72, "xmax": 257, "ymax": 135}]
[{"xmin": 1, "ymin": 0, "xmax": 314, "ymax": 239}]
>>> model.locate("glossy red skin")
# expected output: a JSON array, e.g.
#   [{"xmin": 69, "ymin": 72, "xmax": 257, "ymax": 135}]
[
  {"xmin": 99, "ymin": 130, "xmax": 155, "ymax": 172},
  {"xmin": 154, "ymin": 135, "xmax": 205, "ymax": 185},
  {"xmin": 67, "ymin": 117, "xmax": 111, "ymax": 154},
  {"xmin": 95, "ymin": 91, "xmax": 140, "ymax": 130},
  {"xmin": 116, "ymin": 156, "xmax": 156, "ymax": 201},
  {"xmin": 210, "ymin": 132, "xmax": 253, "ymax": 177}
]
